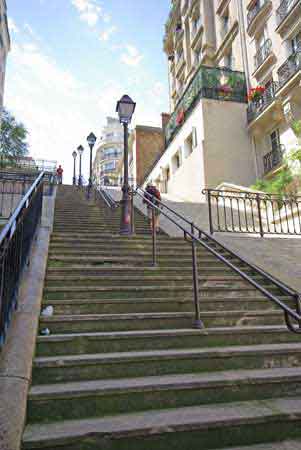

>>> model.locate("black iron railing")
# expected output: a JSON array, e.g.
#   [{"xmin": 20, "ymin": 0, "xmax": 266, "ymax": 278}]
[
  {"xmin": 263, "ymin": 144, "xmax": 284, "ymax": 174},
  {"xmin": 254, "ymin": 39, "xmax": 272, "ymax": 71},
  {"xmin": 247, "ymin": 82, "xmax": 278, "ymax": 123},
  {"xmin": 276, "ymin": 0, "xmax": 300, "ymax": 26},
  {"xmin": 0, "ymin": 172, "xmax": 45, "ymax": 347},
  {"xmin": 247, "ymin": 0, "xmax": 269, "ymax": 28},
  {"xmin": 278, "ymin": 48, "xmax": 301, "ymax": 87},
  {"xmin": 202, "ymin": 187, "xmax": 301, "ymax": 237},
  {"xmin": 137, "ymin": 186, "xmax": 301, "ymax": 333}
]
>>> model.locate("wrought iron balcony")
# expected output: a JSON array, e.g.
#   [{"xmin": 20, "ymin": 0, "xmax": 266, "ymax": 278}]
[
  {"xmin": 276, "ymin": 0, "xmax": 300, "ymax": 27},
  {"xmin": 247, "ymin": 82, "xmax": 279, "ymax": 123},
  {"xmin": 254, "ymin": 39, "xmax": 272, "ymax": 72},
  {"xmin": 165, "ymin": 65, "xmax": 247, "ymax": 145},
  {"xmin": 263, "ymin": 144, "xmax": 285, "ymax": 174},
  {"xmin": 247, "ymin": 0, "xmax": 269, "ymax": 28},
  {"xmin": 191, "ymin": 18, "xmax": 202, "ymax": 40},
  {"xmin": 278, "ymin": 48, "xmax": 301, "ymax": 88}
]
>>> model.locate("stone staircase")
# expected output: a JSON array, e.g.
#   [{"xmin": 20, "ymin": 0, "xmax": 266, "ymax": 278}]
[{"xmin": 22, "ymin": 185, "xmax": 301, "ymax": 449}]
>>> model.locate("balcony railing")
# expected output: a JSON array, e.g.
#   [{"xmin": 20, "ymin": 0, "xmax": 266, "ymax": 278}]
[
  {"xmin": 247, "ymin": 0, "xmax": 269, "ymax": 28},
  {"xmin": 191, "ymin": 18, "xmax": 202, "ymax": 39},
  {"xmin": 254, "ymin": 39, "xmax": 272, "ymax": 71},
  {"xmin": 247, "ymin": 81, "xmax": 279, "ymax": 123},
  {"xmin": 278, "ymin": 48, "xmax": 301, "ymax": 87},
  {"xmin": 276, "ymin": 0, "xmax": 300, "ymax": 26},
  {"xmin": 165, "ymin": 65, "xmax": 247, "ymax": 145},
  {"xmin": 263, "ymin": 144, "xmax": 285, "ymax": 174},
  {"xmin": 101, "ymin": 152, "xmax": 122, "ymax": 161}
]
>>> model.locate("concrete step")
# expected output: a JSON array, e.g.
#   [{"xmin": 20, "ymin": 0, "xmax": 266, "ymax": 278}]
[
  {"xmin": 43, "ymin": 285, "xmax": 283, "ymax": 301},
  {"xmin": 22, "ymin": 397, "xmax": 301, "ymax": 449},
  {"xmin": 32, "ymin": 342, "xmax": 301, "ymax": 384},
  {"xmin": 44, "ymin": 274, "xmax": 271, "ymax": 288},
  {"xmin": 39, "ymin": 310, "xmax": 284, "ymax": 333},
  {"xmin": 27, "ymin": 367, "xmax": 301, "ymax": 424},
  {"xmin": 35, "ymin": 326, "xmax": 299, "ymax": 357},
  {"xmin": 41, "ymin": 296, "xmax": 286, "ymax": 315}
]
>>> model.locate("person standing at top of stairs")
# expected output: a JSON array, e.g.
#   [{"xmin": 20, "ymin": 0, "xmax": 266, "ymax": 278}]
[{"xmin": 56, "ymin": 165, "xmax": 63, "ymax": 185}]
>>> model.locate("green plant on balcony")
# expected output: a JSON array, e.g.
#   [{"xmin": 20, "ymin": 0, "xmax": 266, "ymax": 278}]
[
  {"xmin": 291, "ymin": 120, "xmax": 301, "ymax": 138},
  {"xmin": 251, "ymin": 166, "xmax": 294, "ymax": 196}
]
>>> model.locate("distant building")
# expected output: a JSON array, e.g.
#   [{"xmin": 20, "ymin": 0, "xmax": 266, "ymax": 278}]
[
  {"xmin": 0, "ymin": 0, "xmax": 10, "ymax": 107},
  {"xmin": 92, "ymin": 117, "xmax": 124, "ymax": 186},
  {"xmin": 116, "ymin": 123, "xmax": 165, "ymax": 188}
]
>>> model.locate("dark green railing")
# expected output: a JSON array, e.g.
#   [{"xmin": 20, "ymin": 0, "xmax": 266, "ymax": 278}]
[{"xmin": 165, "ymin": 65, "xmax": 247, "ymax": 145}]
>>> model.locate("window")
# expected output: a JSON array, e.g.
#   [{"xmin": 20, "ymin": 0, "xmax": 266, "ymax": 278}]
[
  {"xmin": 194, "ymin": 48, "xmax": 202, "ymax": 66},
  {"xmin": 184, "ymin": 134, "xmax": 193, "ymax": 158},
  {"xmin": 292, "ymin": 32, "xmax": 301, "ymax": 53},
  {"xmin": 224, "ymin": 50, "xmax": 234, "ymax": 69},
  {"xmin": 270, "ymin": 130, "xmax": 280, "ymax": 151},
  {"xmin": 171, "ymin": 151, "xmax": 182, "ymax": 173}
]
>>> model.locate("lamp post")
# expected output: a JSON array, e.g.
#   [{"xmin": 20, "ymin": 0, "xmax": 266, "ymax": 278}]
[
  {"xmin": 77, "ymin": 145, "xmax": 84, "ymax": 186},
  {"xmin": 116, "ymin": 95, "xmax": 136, "ymax": 235},
  {"xmin": 87, "ymin": 132, "xmax": 97, "ymax": 198},
  {"xmin": 72, "ymin": 151, "xmax": 77, "ymax": 185}
]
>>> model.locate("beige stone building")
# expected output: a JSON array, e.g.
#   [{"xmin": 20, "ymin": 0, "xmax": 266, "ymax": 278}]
[
  {"xmin": 92, "ymin": 117, "xmax": 124, "ymax": 186},
  {"xmin": 145, "ymin": 0, "xmax": 301, "ymax": 201},
  {"xmin": 0, "ymin": 0, "xmax": 10, "ymax": 108}
]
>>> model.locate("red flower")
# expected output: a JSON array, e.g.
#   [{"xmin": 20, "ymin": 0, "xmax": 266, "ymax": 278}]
[
  {"xmin": 176, "ymin": 109, "xmax": 185, "ymax": 125},
  {"xmin": 247, "ymin": 86, "xmax": 266, "ymax": 102}
]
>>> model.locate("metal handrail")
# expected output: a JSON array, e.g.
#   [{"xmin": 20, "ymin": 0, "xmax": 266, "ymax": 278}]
[
  {"xmin": 0, "ymin": 171, "xmax": 45, "ymax": 346},
  {"xmin": 94, "ymin": 184, "xmax": 120, "ymax": 209},
  {"xmin": 136, "ymin": 187, "xmax": 301, "ymax": 333},
  {"xmin": 0, "ymin": 172, "xmax": 45, "ymax": 243}
]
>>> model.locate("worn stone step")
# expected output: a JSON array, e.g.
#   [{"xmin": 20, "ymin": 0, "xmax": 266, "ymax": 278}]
[
  {"xmin": 32, "ymin": 342, "xmax": 301, "ymax": 384},
  {"xmin": 38, "ymin": 310, "xmax": 284, "ymax": 333},
  {"xmin": 22, "ymin": 397, "xmax": 301, "ymax": 449},
  {"xmin": 27, "ymin": 367, "xmax": 301, "ymax": 424},
  {"xmin": 43, "ymin": 285, "xmax": 283, "ymax": 301},
  {"xmin": 44, "ymin": 275, "xmax": 271, "ymax": 289},
  {"xmin": 35, "ymin": 326, "xmax": 299, "ymax": 357},
  {"xmin": 41, "ymin": 295, "xmax": 284, "ymax": 315}
]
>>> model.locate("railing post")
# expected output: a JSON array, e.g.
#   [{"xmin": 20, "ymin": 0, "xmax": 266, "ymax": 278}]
[
  {"xmin": 256, "ymin": 193, "xmax": 264, "ymax": 237},
  {"xmin": 151, "ymin": 207, "xmax": 157, "ymax": 267},
  {"xmin": 191, "ymin": 224, "xmax": 203, "ymax": 329},
  {"xmin": 207, "ymin": 190, "xmax": 214, "ymax": 235},
  {"xmin": 131, "ymin": 191, "xmax": 135, "ymax": 234}
]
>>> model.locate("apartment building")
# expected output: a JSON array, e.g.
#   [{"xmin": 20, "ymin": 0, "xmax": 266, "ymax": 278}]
[
  {"xmin": 92, "ymin": 117, "xmax": 124, "ymax": 186},
  {"xmin": 245, "ymin": 0, "xmax": 301, "ymax": 179},
  {"xmin": 0, "ymin": 0, "xmax": 10, "ymax": 107},
  {"xmin": 145, "ymin": 0, "xmax": 301, "ymax": 201}
]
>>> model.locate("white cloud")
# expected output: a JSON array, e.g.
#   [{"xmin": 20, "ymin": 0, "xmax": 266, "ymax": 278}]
[
  {"xmin": 99, "ymin": 26, "xmax": 117, "ymax": 42},
  {"xmin": 121, "ymin": 45, "xmax": 143, "ymax": 67},
  {"xmin": 8, "ymin": 18, "xmax": 19, "ymax": 34},
  {"xmin": 71, "ymin": 0, "xmax": 104, "ymax": 27}
]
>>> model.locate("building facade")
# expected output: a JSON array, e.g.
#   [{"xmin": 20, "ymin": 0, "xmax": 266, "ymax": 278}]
[
  {"xmin": 0, "ymin": 0, "xmax": 10, "ymax": 108},
  {"xmin": 92, "ymin": 117, "xmax": 124, "ymax": 186},
  {"xmin": 116, "ymin": 124, "xmax": 165, "ymax": 188},
  {"xmin": 145, "ymin": 0, "xmax": 301, "ymax": 201}
]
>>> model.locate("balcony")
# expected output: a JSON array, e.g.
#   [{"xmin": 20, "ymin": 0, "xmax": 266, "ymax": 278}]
[
  {"xmin": 276, "ymin": 0, "xmax": 301, "ymax": 35},
  {"xmin": 263, "ymin": 145, "xmax": 285, "ymax": 174},
  {"xmin": 253, "ymin": 39, "xmax": 273, "ymax": 75},
  {"xmin": 247, "ymin": 82, "xmax": 278, "ymax": 123},
  {"xmin": 190, "ymin": 18, "xmax": 203, "ymax": 48},
  {"xmin": 165, "ymin": 65, "xmax": 247, "ymax": 145},
  {"xmin": 277, "ymin": 48, "xmax": 301, "ymax": 89},
  {"xmin": 247, "ymin": 1, "xmax": 272, "ymax": 36}
]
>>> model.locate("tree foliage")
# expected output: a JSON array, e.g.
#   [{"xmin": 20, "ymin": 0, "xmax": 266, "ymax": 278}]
[{"xmin": 0, "ymin": 108, "xmax": 29, "ymax": 160}]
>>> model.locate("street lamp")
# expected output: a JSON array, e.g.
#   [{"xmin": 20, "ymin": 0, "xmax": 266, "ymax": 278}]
[
  {"xmin": 72, "ymin": 150, "xmax": 77, "ymax": 185},
  {"xmin": 116, "ymin": 94, "xmax": 136, "ymax": 235},
  {"xmin": 87, "ymin": 132, "xmax": 97, "ymax": 198},
  {"xmin": 77, "ymin": 145, "xmax": 84, "ymax": 186}
]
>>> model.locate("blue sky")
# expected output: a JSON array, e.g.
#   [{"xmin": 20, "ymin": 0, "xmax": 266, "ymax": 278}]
[{"xmin": 6, "ymin": 0, "xmax": 170, "ymax": 182}]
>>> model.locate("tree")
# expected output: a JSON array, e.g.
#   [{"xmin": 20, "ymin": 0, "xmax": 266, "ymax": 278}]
[{"xmin": 0, "ymin": 108, "xmax": 29, "ymax": 162}]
